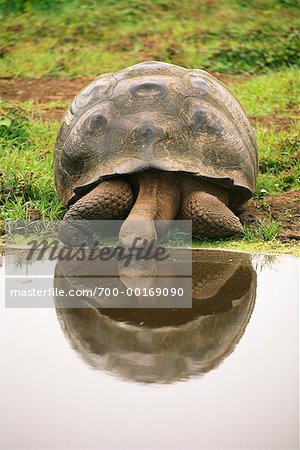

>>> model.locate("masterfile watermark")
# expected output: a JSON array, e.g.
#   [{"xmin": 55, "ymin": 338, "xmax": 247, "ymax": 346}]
[
  {"xmin": 26, "ymin": 237, "xmax": 169, "ymax": 267},
  {"xmin": 5, "ymin": 220, "xmax": 192, "ymax": 308}
]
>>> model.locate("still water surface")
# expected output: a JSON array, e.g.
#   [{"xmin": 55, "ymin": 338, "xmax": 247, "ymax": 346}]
[{"xmin": 0, "ymin": 250, "xmax": 299, "ymax": 449}]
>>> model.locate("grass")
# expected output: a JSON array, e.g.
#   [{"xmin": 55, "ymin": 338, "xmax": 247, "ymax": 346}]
[
  {"xmin": 0, "ymin": 0, "xmax": 299, "ymax": 255},
  {"xmin": 255, "ymin": 126, "xmax": 300, "ymax": 194},
  {"xmin": 228, "ymin": 68, "xmax": 300, "ymax": 117},
  {"xmin": 242, "ymin": 219, "xmax": 283, "ymax": 241},
  {"xmin": 0, "ymin": 0, "xmax": 299, "ymax": 77},
  {"xmin": 0, "ymin": 101, "xmax": 63, "ymax": 221}
]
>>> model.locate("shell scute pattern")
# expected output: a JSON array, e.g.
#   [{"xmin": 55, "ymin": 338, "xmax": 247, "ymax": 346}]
[
  {"xmin": 64, "ymin": 75, "xmax": 116, "ymax": 126},
  {"xmin": 187, "ymin": 69, "xmax": 257, "ymax": 165},
  {"xmin": 129, "ymin": 78, "xmax": 168, "ymax": 99}
]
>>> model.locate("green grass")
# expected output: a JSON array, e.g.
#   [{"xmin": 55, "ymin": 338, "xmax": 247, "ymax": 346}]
[
  {"xmin": 255, "ymin": 126, "xmax": 300, "ymax": 195},
  {"xmin": 242, "ymin": 219, "xmax": 283, "ymax": 241},
  {"xmin": 0, "ymin": 101, "xmax": 63, "ymax": 221},
  {"xmin": 228, "ymin": 68, "xmax": 300, "ymax": 117},
  {"xmin": 1, "ymin": 0, "xmax": 299, "ymax": 77}
]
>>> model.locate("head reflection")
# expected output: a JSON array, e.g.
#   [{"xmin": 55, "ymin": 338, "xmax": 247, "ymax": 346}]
[{"xmin": 54, "ymin": 250, "xmax": 256, "ymax": 384}]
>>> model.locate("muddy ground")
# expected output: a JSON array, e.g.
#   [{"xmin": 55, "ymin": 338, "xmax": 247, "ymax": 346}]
[
  {"xmin": 240, "ymin": 191, "xmax": 300, "ymax": 241},
  {"xmin": 1, "ymin": 77, "xmax": 299, "ymax": 241}
]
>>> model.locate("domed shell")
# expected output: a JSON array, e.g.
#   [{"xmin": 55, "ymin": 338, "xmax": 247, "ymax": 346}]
[{"xmin": 54, "ymin": 61, "xmax": 258, "ymax": 208}]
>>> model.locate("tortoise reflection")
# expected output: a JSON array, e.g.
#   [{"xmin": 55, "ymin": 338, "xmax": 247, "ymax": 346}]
[{"xmin": 55, "ymin": 250, "xmax": 256, "ymax": 384}]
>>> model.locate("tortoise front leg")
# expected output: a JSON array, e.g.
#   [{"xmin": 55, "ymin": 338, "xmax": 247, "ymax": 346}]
[
  {"xmin": 59, "ymin": 179, "xmax": 133, "ymax": 246},
  {"xmin": 181, "ymin": 190, "xmax": 242, "ymax": 238}
]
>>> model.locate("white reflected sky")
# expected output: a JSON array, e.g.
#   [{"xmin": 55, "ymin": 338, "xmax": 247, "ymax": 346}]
[{"xmin": 0, "ymin": 253, "xmax": 299, "ymax": 449}]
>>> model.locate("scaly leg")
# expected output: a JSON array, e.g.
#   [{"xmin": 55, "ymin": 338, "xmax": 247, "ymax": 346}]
[
  {"xmin": 59, "ymin": 179, "xmax": 133, "ymax": 246},
  {"xmin": 181, "ymin": 190, "xmax": 242, "ymax": 238}
]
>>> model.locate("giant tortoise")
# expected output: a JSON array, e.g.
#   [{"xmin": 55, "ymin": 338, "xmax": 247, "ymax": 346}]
[{"xmin": 54, "ymin": 61, "xmax": 258, "ymax": 246}]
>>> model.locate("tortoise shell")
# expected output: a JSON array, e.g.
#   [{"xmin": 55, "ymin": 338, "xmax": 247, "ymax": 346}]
[{"xmin": 54, "ymin": 61, "xmax": 258, "ymax": 208}]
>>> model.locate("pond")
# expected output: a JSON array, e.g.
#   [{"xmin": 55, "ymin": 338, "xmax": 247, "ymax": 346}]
[{"xmin": 0, "ymin": 249, "xmax": 299, "ymax": 449}]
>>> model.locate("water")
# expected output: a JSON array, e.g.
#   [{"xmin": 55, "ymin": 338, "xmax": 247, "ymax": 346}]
[{"xmin": 0, "ymin": 250, "xmax": 299, "ymax": 449}]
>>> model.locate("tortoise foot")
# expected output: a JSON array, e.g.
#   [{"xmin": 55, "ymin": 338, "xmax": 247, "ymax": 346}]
[
  {"xmin": 181, "ymin": 191, "xmax": 242, "ymax": 238},
  {"xmin": 59, "ymin": 179, "xmax": 133, "ymax": 246}
]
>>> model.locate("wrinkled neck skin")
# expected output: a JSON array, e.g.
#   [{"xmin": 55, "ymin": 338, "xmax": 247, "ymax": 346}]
[{"xmin": 118, "ymin": 169, "xmax": 228, "ymax": 248}]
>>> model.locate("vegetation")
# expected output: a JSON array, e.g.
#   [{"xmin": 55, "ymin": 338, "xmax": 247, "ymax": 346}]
[
  {"xmin": 0, "ymin": 0, "xmax": 299, "ymax": 254},
  {"xmin": 255, "ymin": 126, "xmax": 300, "ymax": 195},
  {"xmin": 0, "ymin": 101, "xmax": 62, "ymax": 221},
  {"xmin": 1, "ymin": 0, "xmax": 299, "ymax": 77},
  {"xmin": 228, "ymin": 69, "xmax": 299, "ymax": 118}
]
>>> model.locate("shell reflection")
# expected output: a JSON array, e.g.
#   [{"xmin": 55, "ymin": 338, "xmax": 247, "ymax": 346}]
[{"xmin": 55, "ymin": 250, "xmax": 256, "ymax": 384}]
